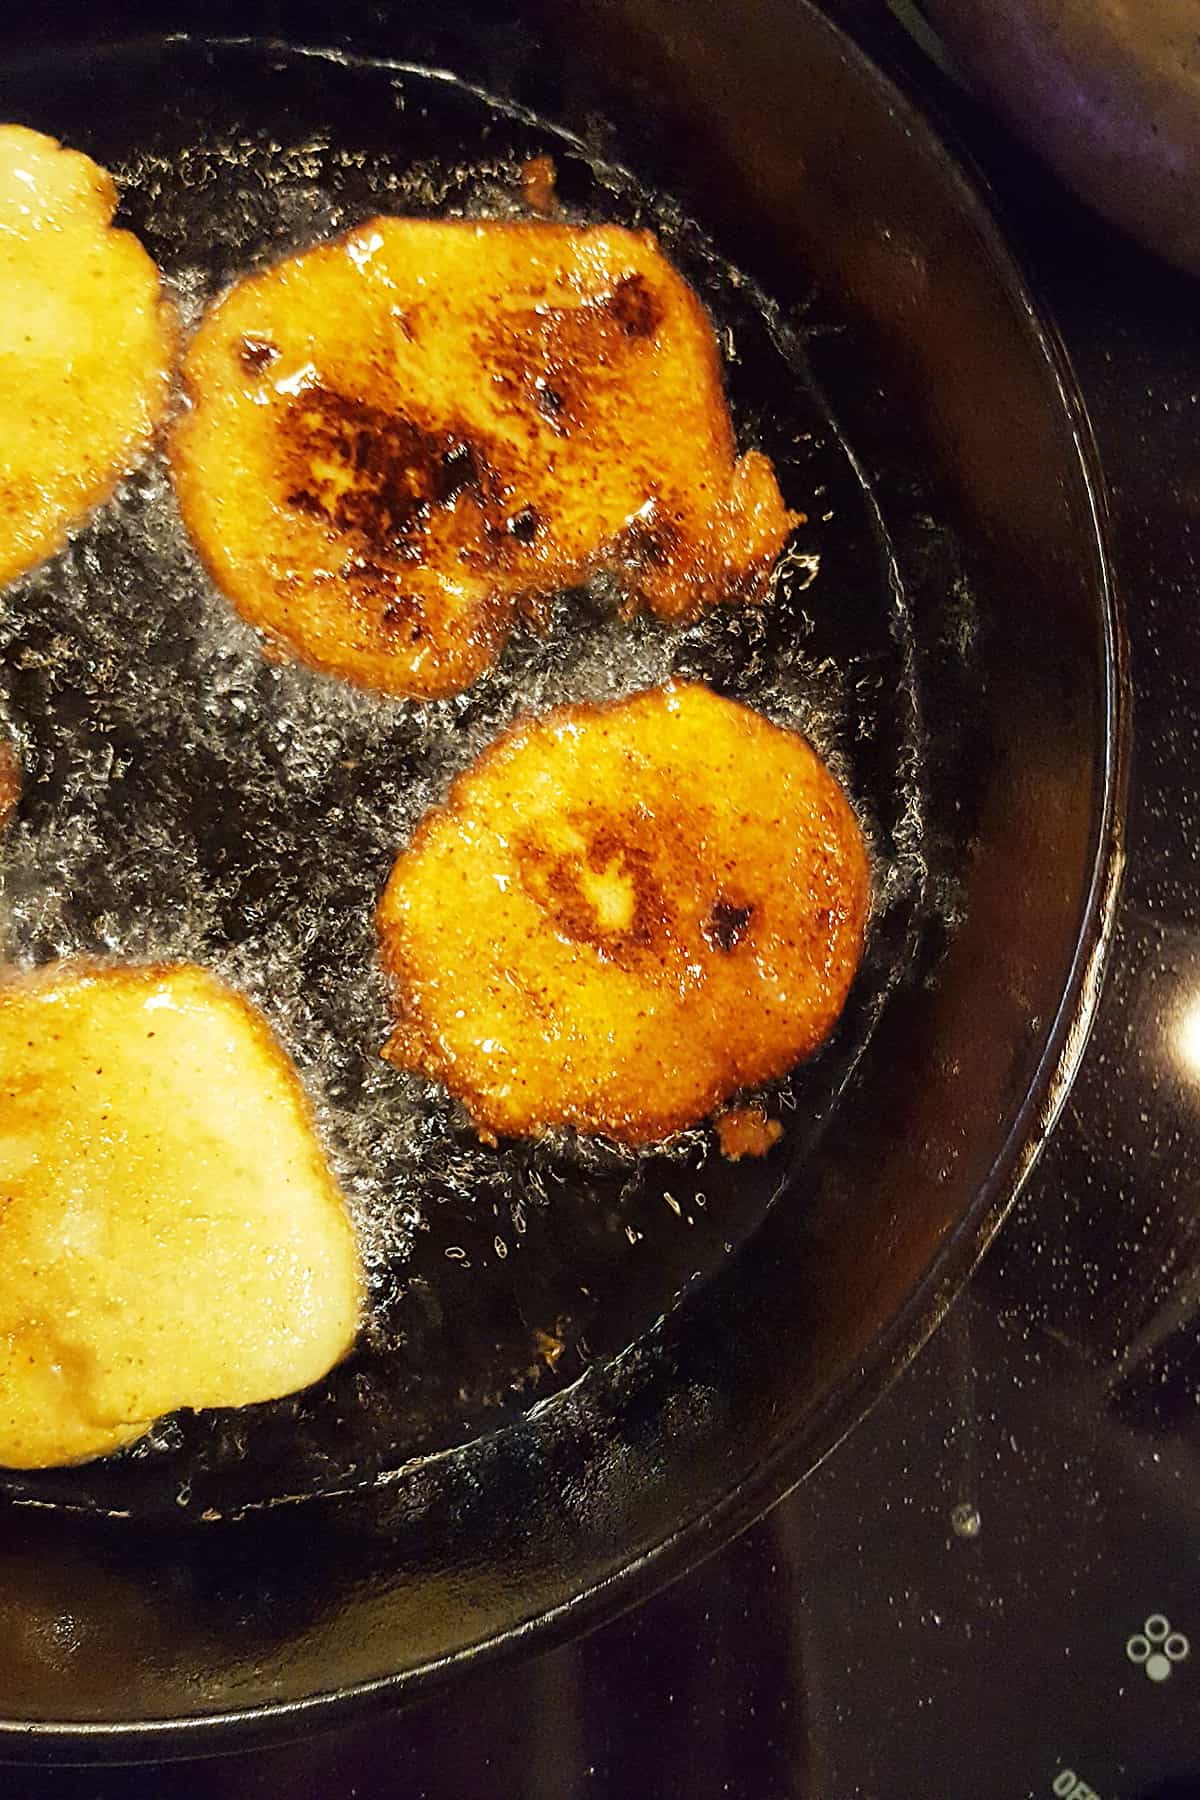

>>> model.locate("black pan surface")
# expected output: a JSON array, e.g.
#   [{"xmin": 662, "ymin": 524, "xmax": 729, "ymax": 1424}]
[
  {"xmin": 0, "ymin": 0, "xmax": 1124, "ymax": 1757},
  {"xmin": 0, "ymin": 32, "xmax": 924, "ymax": 1521}
]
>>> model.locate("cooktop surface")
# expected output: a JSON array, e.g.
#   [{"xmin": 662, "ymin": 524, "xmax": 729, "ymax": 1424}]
[{"xmin": 10, "ymin": 7, "xmax": 1200, "ymax": 1798}]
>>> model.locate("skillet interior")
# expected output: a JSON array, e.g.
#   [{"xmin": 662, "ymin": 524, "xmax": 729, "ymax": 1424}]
[
  {"xmin": 0, "ymin": 32, "xmax": 925, "ymax": 1520},
  {"xmin": 0, "ymin": 0, "xmax": 1123, "ymax": 1754}
]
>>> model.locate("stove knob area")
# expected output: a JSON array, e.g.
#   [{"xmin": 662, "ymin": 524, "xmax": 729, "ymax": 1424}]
[{"xmin": 1125, "ymin": 1613, "xmax": 1191, "ymax": 1685}]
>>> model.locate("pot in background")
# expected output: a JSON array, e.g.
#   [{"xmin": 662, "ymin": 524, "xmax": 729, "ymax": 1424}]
[{"xmin": 921, "ymin": 0, "xmax": 1200, "ymax": 275}]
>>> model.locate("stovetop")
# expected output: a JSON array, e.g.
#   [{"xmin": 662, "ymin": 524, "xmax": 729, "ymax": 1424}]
[{"xmin": 14, "ymin": 11, "xmax": 1200, "ymax": 1799}]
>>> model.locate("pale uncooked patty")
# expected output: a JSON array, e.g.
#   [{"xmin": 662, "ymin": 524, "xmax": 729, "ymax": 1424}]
[
  {"xmin": 0, "ymin": 963, "xmax": 363, "ymax": 1469},
  {"xmin": 0, "ymin": 126, "xmax": 175, "ymax": 587}
]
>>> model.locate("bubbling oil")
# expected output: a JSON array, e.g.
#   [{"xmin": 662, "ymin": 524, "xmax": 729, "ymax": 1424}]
[{"xmin": 0, "ymin": 41, "xmax": 927, "ymax": 1514}]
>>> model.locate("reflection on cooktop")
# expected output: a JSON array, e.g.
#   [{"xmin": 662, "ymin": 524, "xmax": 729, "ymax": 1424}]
[{"xmin": 994, "ymin": 909, "xmax": 1200, "ymax": 1389}]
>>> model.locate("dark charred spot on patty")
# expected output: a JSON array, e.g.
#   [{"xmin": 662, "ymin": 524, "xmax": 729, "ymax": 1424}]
[
  {"xmin": 280, "ymin": 385, "xmax": 501, "ymax": 553},
  {"xmin": 433, "ymin": 439, "xmax": 481, "ymax": 507},
  {"xmin": 507, "ymin": 505, "xmax": 540, "ymax": 543},
  {"xmin": 534, "ymin": 379, "xmax": 565, "ymax": 422},
  {"xmin": 703, "ymin": 899, "xmax": 755, "ymax": 954},
  {"xmin": 604, "ymin": 273, "xmax": 662, "ymax": 340}
]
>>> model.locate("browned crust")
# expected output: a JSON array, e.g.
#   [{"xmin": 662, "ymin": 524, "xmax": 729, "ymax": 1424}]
[
  {"xmin": 171, "ymin": 218, "xmax": 796, "ymax": 697},
  {"xmin": 377, "ymin": 682, "xmax": 869, "ymax": 1147}
]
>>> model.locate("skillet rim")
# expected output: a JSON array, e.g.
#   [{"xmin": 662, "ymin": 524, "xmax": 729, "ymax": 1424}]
[{"xmin": 0, "ymin": 0, "xmax": 1130, "ymax": 1758}]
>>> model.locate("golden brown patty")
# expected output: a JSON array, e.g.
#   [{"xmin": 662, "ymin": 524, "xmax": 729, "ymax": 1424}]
[
  {"xmin": 0, "ymin": 126, "xmax": 175, "ymax": 587},
  {"xmin": 0, "ymin": 963, "xmax": 363, "ymax": 1469},
  {"xmin": 377, "ymin": 682, "xmax": 869, "ymax": 1145},
  {"xmin": 171, "ymin": 219, "xmax": 795, "ymax": 699}
]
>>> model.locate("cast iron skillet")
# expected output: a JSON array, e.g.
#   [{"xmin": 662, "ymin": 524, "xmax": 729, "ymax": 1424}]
[{"xmin": 0, "ymin": 0, "xmax": 1126, "ymax": 1761}]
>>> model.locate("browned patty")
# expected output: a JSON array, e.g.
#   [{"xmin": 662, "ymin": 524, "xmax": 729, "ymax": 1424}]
[
  {"xmin": 377, "ymin": 682, "xmax": 869, "ymax": 1146},
  {"xmin": 171, "ymin": 220, "xmax": 796, "ymax": 698}
]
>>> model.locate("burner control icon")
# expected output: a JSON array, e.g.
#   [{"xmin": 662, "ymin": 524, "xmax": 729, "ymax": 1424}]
[{"xmin": 1126, "ymin": 1614, "xmax": 1190, "ymax": 1682}]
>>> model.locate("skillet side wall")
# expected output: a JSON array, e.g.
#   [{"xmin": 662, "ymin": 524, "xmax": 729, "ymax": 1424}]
[{"xmin": 0, "ymin": 0, "xmax": 1120, "ymax": 1748}]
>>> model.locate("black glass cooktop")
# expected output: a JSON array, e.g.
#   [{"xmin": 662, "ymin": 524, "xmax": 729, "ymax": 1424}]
[{"xmin": 11, "ymin": 7, "xmax": 1200, "ymax": 1798}]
